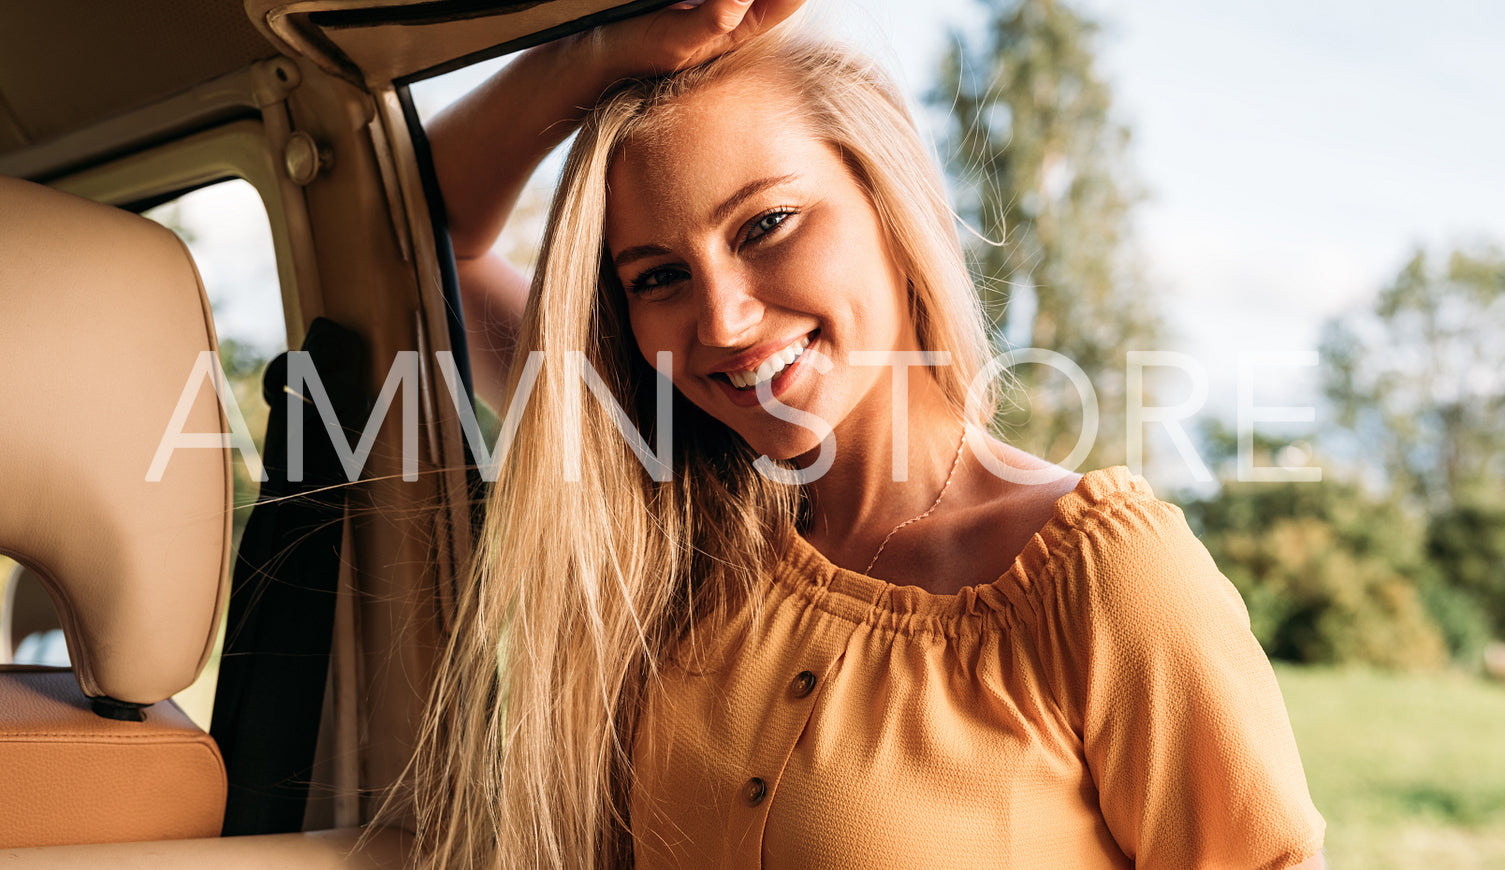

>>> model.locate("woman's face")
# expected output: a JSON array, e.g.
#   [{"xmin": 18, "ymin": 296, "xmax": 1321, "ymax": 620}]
[{"xmin": 604, "ymin": 71, "xmax": 918, "ymax": 462}]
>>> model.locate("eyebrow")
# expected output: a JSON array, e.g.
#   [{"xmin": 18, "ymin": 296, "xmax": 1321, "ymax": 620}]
[
  {"xmin": 711, "ymin": 173, "xmax": 799, "ymax": 225},
  {"xmin": 612, "ymin": 243, "xmax": 673, "ymax": 272},
  {"xmin": 610, "ymin": 173, "xmax": 800, "ymax": 272}
]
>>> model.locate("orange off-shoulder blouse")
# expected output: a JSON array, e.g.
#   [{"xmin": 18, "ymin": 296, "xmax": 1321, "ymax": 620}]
[{"xmin": 631, "ymin": 467, "xmax": 1325, "ymax": 869}]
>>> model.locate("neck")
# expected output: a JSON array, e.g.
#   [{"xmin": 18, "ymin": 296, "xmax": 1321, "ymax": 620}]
[{"xmin": 801, "ymin": 372, "xmax": 965, "ymax": 557}]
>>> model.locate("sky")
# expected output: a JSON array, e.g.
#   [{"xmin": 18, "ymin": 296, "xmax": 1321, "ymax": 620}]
[
  {"xmin": 830, "ymin": 0, "xmax": 1505, "ymax": 344},
  {"xmin": 183, "ymin": 0, "xmax": 1505, "ymax": 490},
  {"xmin": 830, "ymin": 0, "xmax": 1505, "ymax": 427},
  {"xmin": 1088, "ymin": 1, "xmax": 1505, "ymax": 390}
]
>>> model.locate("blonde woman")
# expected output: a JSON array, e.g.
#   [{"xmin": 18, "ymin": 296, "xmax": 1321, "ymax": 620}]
[{"xmin": 415, "ymin": 1, "xmax": 1326, "ymax": 867}]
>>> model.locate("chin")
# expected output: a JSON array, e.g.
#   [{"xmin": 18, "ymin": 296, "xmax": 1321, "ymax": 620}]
[
  {"xmin": 737, "ymin": 430, "xmax": 829, "ymax": 466},
  {"xmin": 694, "ymin": 392, "xmax": 838, "ymax": 468}
]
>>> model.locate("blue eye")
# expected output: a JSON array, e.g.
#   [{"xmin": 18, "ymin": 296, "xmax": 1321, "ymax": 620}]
[{"xmin": 745, "ymin": 210, "xmax": 794, "ymax": 243}]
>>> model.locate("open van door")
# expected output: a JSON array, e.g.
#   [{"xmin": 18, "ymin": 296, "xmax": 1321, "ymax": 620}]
[{"xmin": 0, "ymin": 2, "xmax": 668, "ymax": 866}]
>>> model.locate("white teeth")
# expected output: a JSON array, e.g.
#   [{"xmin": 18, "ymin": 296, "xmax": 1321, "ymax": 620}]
[{"xmin": 726, "ymin": 335, "xmax": 812, "ymax": 389}]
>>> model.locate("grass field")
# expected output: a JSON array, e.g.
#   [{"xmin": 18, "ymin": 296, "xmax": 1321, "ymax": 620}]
[{"xmin": 1273, "ymin": 663, "xmax": 1505, "ymax": 870}]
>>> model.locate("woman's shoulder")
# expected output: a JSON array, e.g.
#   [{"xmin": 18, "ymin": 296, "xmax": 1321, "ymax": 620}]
[
  {"xmin": 1035, "ymin": 464, "xmax": 1179, "ymax": 548},
  {"xmin": 1005, "ymin": 464, "xmax": 1245, "ymax": 647},
  {"xmin": 954, "ymin": 440, "xmax": 1192, "ymax": 584},
  {"xmin": 991, "ymin": 460, "xmax": 1214, "ymax": 602}
]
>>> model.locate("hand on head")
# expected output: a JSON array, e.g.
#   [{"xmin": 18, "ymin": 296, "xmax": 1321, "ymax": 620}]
[
  {"xmin": 576, "ymin": 0, "xmax": 806, "ymax": 83},
  {"xmin": 431, "ymin": 0, "xmax": 807, "ymax": 409}
]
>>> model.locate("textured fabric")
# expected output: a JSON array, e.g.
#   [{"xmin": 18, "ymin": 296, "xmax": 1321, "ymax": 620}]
[{"xmin": 631, "ymin": 467, "xmax": 1325, "ymax": 869}]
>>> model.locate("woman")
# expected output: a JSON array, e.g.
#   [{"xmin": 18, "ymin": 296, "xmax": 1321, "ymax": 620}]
[{"xmin": 414, "ymin": 2, "xmax": 1327, "ymax": 867}]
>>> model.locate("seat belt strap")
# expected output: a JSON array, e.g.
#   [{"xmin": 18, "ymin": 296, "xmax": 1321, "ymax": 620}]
[{"xmin": 210, "ymin": 317, "xmax": 369, "ymax": 836}]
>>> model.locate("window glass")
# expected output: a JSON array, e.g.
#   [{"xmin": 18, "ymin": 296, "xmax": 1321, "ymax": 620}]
[
  {"xmin": 412, "ymin": 54, "xmax": 563, "ymax": 437},
  {"xmin": 412, "ymin": 55, "xmax": 557, "ymax": 283}
]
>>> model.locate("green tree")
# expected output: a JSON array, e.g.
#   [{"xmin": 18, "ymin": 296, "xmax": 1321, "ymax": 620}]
[
  {"xmin": 1320, "ymin": 244, "xmax": 1505, "ymax": 643},
  {"xmin": 1427, "ymin": 499, "xmax": 1505, "ymax": 639},
  {"xmin": 1321, "ymin": 245, "xmax": 1505, "ymax": 513},
  {"xmin": 217, "ymin": 337, "xmax": 272, "ymax": 549},
  {"xmin": 1182, "ymin": 476, "xmax": 1466, "ymax": 670},
  {"xmin": 1183, "ymin": 420, "xmax": 1490, "ymax": 669},
  {"xmin": 933, "ymin": 0, "xmax": 1159, "ymax": 468}
]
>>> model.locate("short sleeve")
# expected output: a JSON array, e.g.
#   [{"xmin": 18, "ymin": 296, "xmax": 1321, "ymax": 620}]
[{"xmin": 1032, "ymin": 470, "xmax": 1325, "ymax": 870}]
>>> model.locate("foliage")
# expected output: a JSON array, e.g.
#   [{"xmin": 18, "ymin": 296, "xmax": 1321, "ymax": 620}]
[
  {"xmin": 218, "ymin": 337, "xmax": 273, "ymax": 548},
  {"xmin": 932, "ymin": 0, "xmax": 1159, "ymax": 469},
  {"xmin": 1183, "ymin": 245, "xmax": 1505, "ymax": 670},
  {"xmin": 1412, "ymin": 571, "xmax": 1493, "ymax": 673},
  {"xmin": 1321, "ymin": 245, "xmax": 1505, "ymax": 513},
  {"xmin": 1186, "ymin": 478, "xmax": 1448, "ymax": 670},
  {"xmin": 1427, "ymin": 497, "xmax": 1505, "ymax": 639},
  {"xmin": 1300, "ymin": 243, "xmax": 1505, "ymax": 664}
]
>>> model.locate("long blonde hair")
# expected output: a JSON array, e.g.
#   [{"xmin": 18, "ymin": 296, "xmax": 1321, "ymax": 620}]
[{"xmin": 410, "ymin": 32, "xmax": 995, "ymax": 869}]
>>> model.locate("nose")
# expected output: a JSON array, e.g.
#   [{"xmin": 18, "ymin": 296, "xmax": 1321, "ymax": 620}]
[{"xmin": 695, "ymin": 267, "xmax": 764, "ymax": 348}]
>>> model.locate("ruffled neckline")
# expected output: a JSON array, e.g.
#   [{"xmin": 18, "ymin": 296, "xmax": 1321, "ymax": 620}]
[{"xmin": 770, "ymin": 466, "xmax": 1156, "ymax": 632}]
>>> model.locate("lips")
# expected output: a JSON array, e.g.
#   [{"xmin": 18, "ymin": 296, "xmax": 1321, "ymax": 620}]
[
  {"xmin": 724, "ymin": 335, "xmax": 811, "ymax": 389},
  {"xmin": 708, "ymin": 331, "xmax": 819, "ymax": 409}
]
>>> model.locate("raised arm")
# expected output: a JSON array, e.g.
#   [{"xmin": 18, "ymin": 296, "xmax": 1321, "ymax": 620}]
[
  {"xmin": 426, "ymin": 43, "xmax": 597, "ymax": 409},
  {"xmin": 426, "ymin": 0, "xmax": 804, "ymax": 408}
]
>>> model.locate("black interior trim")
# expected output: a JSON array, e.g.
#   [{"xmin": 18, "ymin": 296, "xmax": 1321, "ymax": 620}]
[
  {"xmin": 90, "ymin": 696, "xmax": 147, "ymax": 722},
  {"xmin": 394, "ymin": 83, "xmax": 487, "ymax": 542},
  {"xmin": 311, "ymin": 0, "xmax": 548, "ymax": 29},
  {"xmin": 393, "ymin": 0, "xmax": 681, "ymax": 86},
  {"xmin": 13, "ymin": 107, "xmax": 261, "ymax": 188},
  {"xmin": 395, "ymin": 84, "xmax": 474, "ymax": 404},
  {"xmin": 120, "ymin": 176, "xmax": 236, "ymax": 216}
]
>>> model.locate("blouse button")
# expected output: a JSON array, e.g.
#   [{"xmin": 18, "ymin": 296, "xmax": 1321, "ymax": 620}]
[
  {"xmin": 790, "ymin": 670, "xmax": 817, "ymax": 699},
  {"xmin": 744, "ymin": 777, "xmax": 767, "ymax": 807}
]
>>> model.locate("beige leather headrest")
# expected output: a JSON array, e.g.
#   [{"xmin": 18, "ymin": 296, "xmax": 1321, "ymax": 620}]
[{"xmin": 0, "ymin": 175, "xmax": 231, "ymax": 705}]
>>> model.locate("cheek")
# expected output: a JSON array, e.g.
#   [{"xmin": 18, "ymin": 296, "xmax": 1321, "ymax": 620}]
[
  {"xmin": 627, "ymin": 304, "xmax": 688, "ymax": 380},
  {"xmin": 794, "ymin": 231, "xmax": 909, "ymax": 343}
]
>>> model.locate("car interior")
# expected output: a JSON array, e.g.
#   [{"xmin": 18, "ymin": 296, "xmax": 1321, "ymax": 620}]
[{"xmin": 0, "ymin": 1, "xmax": 673, "ymax": 866}]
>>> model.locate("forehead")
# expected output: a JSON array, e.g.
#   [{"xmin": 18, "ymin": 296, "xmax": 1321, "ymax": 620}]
[{"xmin": 605, "ymin": 72, "xmax": 837, "ymax": 236}]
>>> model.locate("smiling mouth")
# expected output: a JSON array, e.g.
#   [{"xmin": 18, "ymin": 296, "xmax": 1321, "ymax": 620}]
[{"xmin": 714, "ymin": 334, "xmax": 813, "ymax": 390}]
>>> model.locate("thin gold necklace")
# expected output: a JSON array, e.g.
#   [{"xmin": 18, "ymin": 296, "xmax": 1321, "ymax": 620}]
[{"xmin": 863, "ymin": 422, "xmax": 968, "ymax": 576}]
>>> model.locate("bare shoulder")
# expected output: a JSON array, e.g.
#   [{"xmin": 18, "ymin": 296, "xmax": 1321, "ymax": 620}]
[
  {"xmin": 940, "ymin": 438, "xmax": 1084, "ymax": 584},
  {"xmin": 968, "ymin": 439, "xmax": 1082, "ymax": 529}
]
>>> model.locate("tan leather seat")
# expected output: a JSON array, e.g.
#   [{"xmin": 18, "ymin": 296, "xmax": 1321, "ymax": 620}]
[{"xmin": 0, "ymin": 175, "xmax": 232, "ymax": 847}]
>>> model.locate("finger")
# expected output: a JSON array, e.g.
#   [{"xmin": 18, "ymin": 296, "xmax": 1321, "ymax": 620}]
[
  {"xmin": 641, "ymin": 0, "xmax": 800, "ymax": 71},
  {"xmin": 686, "ymin": 0, "xmax": 757, "ymax": 41},
  {"xmin": 639, "ymin": 0, "xmax": 753, "ymax": 68},
  {"xmin": 638, "ymin": 0, "xmax": 744, "ymax": 45},
  {"xmin": 735, "ymin": 0, "xmax": 804, "ymax": 36}
]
